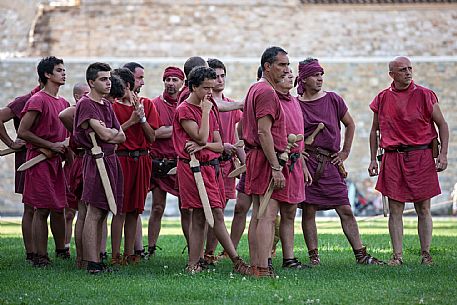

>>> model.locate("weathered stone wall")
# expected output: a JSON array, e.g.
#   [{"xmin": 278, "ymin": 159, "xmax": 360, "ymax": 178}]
[
  {"xmin": 25, "ymin": 1, "xmax": 457, "ymax": 58},
  {"xmin": 0, "ymin": 58, "xmax": 455, "ymax": 214}
]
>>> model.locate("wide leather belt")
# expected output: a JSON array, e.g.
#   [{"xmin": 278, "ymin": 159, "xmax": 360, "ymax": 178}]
[
  {"xmin": 116, "ymin": 149, "xmax": 149, "ymax": 160},
  {"xmin": 305, "ymin": 145, "xmax": 335, "ymax": 182}
]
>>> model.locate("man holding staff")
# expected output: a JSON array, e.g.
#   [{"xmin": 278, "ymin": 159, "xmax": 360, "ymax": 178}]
[{"xmin": 368, "ymin": 56, "xmax": 448, "ymax": 265}]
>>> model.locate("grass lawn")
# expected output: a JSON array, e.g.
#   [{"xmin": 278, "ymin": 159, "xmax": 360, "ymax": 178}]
[{"xmin": 0, "ymin": 217, "xmax": 456, "ymax": 305}]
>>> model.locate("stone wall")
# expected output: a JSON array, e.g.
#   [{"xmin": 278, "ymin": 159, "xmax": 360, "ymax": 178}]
[
  {"xmin": 0, "ymin": 58, "xmax": 455, "ymax": 214},
  {"xmin": 25, "ymin": 1, "xmax": 457, "ymax": 58}
]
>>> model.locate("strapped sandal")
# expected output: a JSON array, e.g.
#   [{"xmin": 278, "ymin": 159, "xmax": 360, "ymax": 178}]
[
  {"xmin": 282, "ymin": 258, "xmax": 310, "ymax": 269},
  {"xmin": 99, "ymin": 252, "xmax": 108, "ymax": 263},
  {"xmin": 26, "ymin": 252, "xmax": 35, "ymax": 263},
  {"xmin": 185, "ymin": 263, "xmax": 204, "ymax": 274},
  {"xmin": 55, "ymin": 247, "xmax": 71, "ymax": 259},
  {"xmin": 148, "ymin": 244, "xmax": 163, "ymax": 257},
  {"xmin": 253, "ymin": 266, "xmax": 276, "ymax": 278},
  {"xmin": 308, "ymin": 249, "xmax": 321, "ymax": 266},
  {"xmin": 203, "ymin": 253, "xmax": 218, "ymax": 266},
  {"xmin": 33, "ymin": 254, "xmax": 51, "ymax": 267},
  {"xmin": 421, "ymin": 251, "xmax": 433, "ymax": 265},
  {"xmin": 110, "ymin": 253, "xmax": 123, "ymax": 266},
  {"xmin": 232, "ymin": 256, "xmax": 253, "ymax": 276},
  {"xmin": 123, "ymin": 254, "xmax": 141, "ymax": 265},
  {"xmin": 354, "ymin": 247, "xmax": 384, "ymax": 265},
  {"xmin": 87, "ymin": 261, "xmax": 104, "ymax": 275},
  {"xmin": 388, "ymin": 253, "xmax": 403, "ymax": 266},
  {"xmin": 216, "ymin": 250, "xmax": 229, "ymax": 261}
]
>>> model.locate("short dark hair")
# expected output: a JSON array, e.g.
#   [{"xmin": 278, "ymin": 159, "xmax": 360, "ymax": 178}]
[
  {"xmin": 207, "ymin": 58, "xmax": 226, "ymax": 74},
  {"xmin": 257, "ymin": 65, "xmax": 263, "ymax": 80},
  {"xmin": 112, "ymin": 68, "xmax": 135, "ymax": 91},
  {"xmin": 260, "ymin": 46, "xmax": 287, "ymax": 71},
  {"xmin": 108, "ymin": 75, "xmax": 125, "ymax": 99},
  {"xmin": 86, "ymin": 62, "xmax": 111, "ymax": 84},
  {"xmin": 188, "ymin": 67, "xmax": 217, "ymax": 92},
  {"xmin": 184, "ymin": 56, "xmax": 207, "ymax": 79},
  {"xmin": 123, "ymin": 62, "xmax": 144, "ymax": 73},
  {"xmin": 37, "ymin": 56, "xmax": 64, "ymax": 85}
]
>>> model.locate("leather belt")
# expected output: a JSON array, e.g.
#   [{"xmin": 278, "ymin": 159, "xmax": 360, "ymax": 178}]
[
  {"xmin": 305, "ymin": 145, "xmax": 335, "ymax": 182},
  {"xmin": 181, "ymin": 157, "xmax": 220, "ymax": 177},
  {"xmin": 116, "ymin": 149, "xmax": 149, "ymax": 160},
  {"xmin": 385, "ymin": 144, "xmax": 431, "ymax": 153}
]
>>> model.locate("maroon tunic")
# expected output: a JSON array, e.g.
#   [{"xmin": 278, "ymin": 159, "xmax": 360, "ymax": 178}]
[
  {"xmin": 298, "ymin": 92, "xmax": 350, "ymax": 209},
  {"xmin": 370, "ymin": 81, "xmax": 440, "ymax": 202},
  {"xmin": 7, "ymin": 86, "xmax": 40, "ymax": 194},
  {"xmin": 242, "ymin": 81, "xmax": 287, "ymax": 198},
  {"xmin": 218, "ymin": 95, "xmax": 242, "ymax": 200},
  {"xmin": 21, "ymin": 91, "xmax": 69, "ymax": 210},
  {"xmin": 73, "ymin": 96, "xmax": 123, "ymax": 212},
  {"xmin": 113, "ymin": 99, "xmax": 159, "ymax": 214},
  {"xmin": 172, "ymin": 101, "xmax": 225, "ymax": 210},
  {"xmin": 150, "ymin": 95, "xmax": 179, "ymax": 196}
]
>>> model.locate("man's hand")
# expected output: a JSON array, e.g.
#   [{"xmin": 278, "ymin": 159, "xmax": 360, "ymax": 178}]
[
  {"xmin": 436, "ymin": 153, "xmax": 448, "ymax": 172},
  {"xmin": 331, "ymin": 150, "xmax": 349, "ymax": 165},
  {"xmin": 303, "ymin": 163, "xmax": 313, "ymax": 186},
  {"xmin": 201, "ymin": 95, "xmax": 213, "ymax": 114},
  {"xmin": 368, "ymin": 160, "xmax": 378, "ymax": 176},
  {"xmin": 49, "ymin": 141, "xmax": 66, "ymax": 154},
  {"xmin": 185, "ymin": 140, "xmax": 205, "ymax": 154},
  {"xmin": 272, "ymin": 170, "xmax": 285, "ymax": 189},
  {"xmin": 10, "ymin": 138, "xmax": 26, "ymax": 150},
  {"xmin": 223, "ymin": 143, "xmax": 236, "ymax": 155},
  {"xmin": 302, "ymin": 151, "xmax": 310, "ymax": 162}
]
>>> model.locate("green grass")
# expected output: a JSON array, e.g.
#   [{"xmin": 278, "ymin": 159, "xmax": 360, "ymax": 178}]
[{"xmin": 1, "ymin": 218, "xmax": 456, "ymax": 305}]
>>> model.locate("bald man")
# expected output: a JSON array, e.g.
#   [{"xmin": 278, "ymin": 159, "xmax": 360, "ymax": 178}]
[{"xmin": 368, "ymin": 56, "xmax": 449, "ymax": 266}]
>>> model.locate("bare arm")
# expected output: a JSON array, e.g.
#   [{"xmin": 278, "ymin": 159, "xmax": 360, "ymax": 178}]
[
  {"xmin": 216, "ymin": 99, "xmax": 243, "ymax": 112},
  {"xmin": 0, "ymin": 107, "xmax": 22, "ymax": 149},
  {"xmin": 18, "ymin": 111, "xmax": 65, "ymax": 153},
  {"xmin": 180, "ymin": 98, "xmax": 212, "ymax": 146},
  {"xmin": 58, "ymin": 106, "xmax": 76, "ymax": 133},
  {"xmin": 432, "ymin": 103, "xmax": 449, "ymax": 171},
  {"xmin": 368, "ymin": 113, "xmax": 380, "ymax": 176},
  {"xmin": 155, "ymin": 126, "xmax": 172, "ymax": 139},
  {"xmin": 89, "ymin": 119, "xmax": 125, "ymax": 144}
]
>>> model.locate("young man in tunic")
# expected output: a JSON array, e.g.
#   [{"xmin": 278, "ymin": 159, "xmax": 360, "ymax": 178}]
[
  {"xmin": 368, "ymin": 56, "xmax": 448, "ymax": 265},
  {"xmin": 297, "ymin": 58, "xmax": 382, "ymax": 266},
  {"xmin": 203, "ymin": 58, "xmax": 244, "ymax": 263},
  {"xmin": 0, "ymin": 84, "xmax": 41, "ymax": 261},
  {"xmin": 148, "ymin": 66, "xmax": 185, "ymax": 256},
  {"xmin": 111, "ymin": 68, "xmax": 159, "ymax": 264},
  {"xmin": 242, "ymin": 46, "xmax": 298, "ymax": 277},
  {"xmin": 74, "ymin": 62, "xmax": 125, "ymax": 273},
  {"xmin": 172, "ymin": 66, "xmax": 250, "ymax": 274},
  {"xmin": 18, "ymin": 56, "xmax": 70, "ymax": 267}
]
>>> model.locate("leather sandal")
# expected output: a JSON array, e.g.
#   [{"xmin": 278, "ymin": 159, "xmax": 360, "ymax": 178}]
[
  {"xmin": 308, "ymin": 249, "xmax": 321, "ymax": 266},
  {"xmin": 232, "ymin": 256, "xmax": 253, "ymax": 276},
  {"xmin": 354, "ymin": 246, "xmax": 384, "ymax": 265},
  {"xmin": 421, "ymin": 251, "xmax": 433, "ymax": 265},
  {"xmin": 387, "ymin": 253, "xmax": 403, "ymax": 266},
  {"xmin": 282, "ymin": 258, "xmax": 310, "ymax": 269}
]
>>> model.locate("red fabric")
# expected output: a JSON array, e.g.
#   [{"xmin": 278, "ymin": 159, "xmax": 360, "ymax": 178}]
[
  {"xmin": 173, "ymin": 101, "xmax": 225, "ymax": 209},
  {"xmin": 64, "ymin": 155, "xmax": 84, "ymax": 210},
  {"xmin": 150, "ymin": 95, "xmax": 179, "ymax": 196},
  {"xmin": 177, "ymin": 86, "xmax": 190, "ymax": 105},
  {"xmin": 21, "ymin": 91, "xmax": 70, "ymax": 210},
  {"xmin": 242, "ymin": 81, "xmax": 287, "ymax": 197},
  {"xmin": 7, "ymin": 86, "xmax": 40, "ymax": 194},
  {"xmin": 370, "ymin": 81, "xmax": 438, "ymax": 150},
  {"xmin": 113, "ymin": 99, "xmax": 157, "ymax": 214},
  {"xmin": 73, "ymin": 96, "xmax": 123, "ymax": 211},
  {"xmin": 163, "ymin": 66, "xmax": 185, "ymax": 81},
  {"xmin": 296, "ymin": 60, "xmax": 324, "ymax": 96},
  {"xmin": 370, "ymin": 81, "xmax": 440, "ymax": 202},
  {"xmin": 219, "ymin": 96, "xmax": 242, "ymax": 200}
]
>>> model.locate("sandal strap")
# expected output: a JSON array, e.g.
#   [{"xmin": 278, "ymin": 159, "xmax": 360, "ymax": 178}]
[{"xmin": 282, "ymin": 258, "xmax": 310, "ymax": 269}]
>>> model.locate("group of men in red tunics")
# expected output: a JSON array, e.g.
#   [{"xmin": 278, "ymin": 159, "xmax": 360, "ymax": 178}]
[{"xmin": 0, "ymin": 48, "xmax": 448, "ymax": 275}]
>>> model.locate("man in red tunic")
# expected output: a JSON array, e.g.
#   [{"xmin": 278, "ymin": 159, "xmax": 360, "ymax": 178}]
[
  {"xmin": 18, "ymin": 56, "xmax": 70, "ymax": 267},
  {"xmin": 242, "ymin": 47, "xmax": 297, "ymax": 277},
  {"xmin": 111, "ymin": 68, "xmax": 159, "ymax": 264},
  {"xmin": 203, "ymin": 58, "xmax": 244, "ymax": 263},
  {"xmin": 148, "ymin": 66, "xmax": 185, "ymax": 256},
  {"xmin": 368, "ymin": 56, "xmax": 449, "ymax": 265},
  {"xmin": 297, "ymin": 58, "xmax": 382, "ymax": 266},
  {"xmin": 74, "ymin": 62, "xmax": 125, "ymax": 273},
  {"xmin": 0, "ymin": 84, "xmax": 40, "ymax": 261},
  {"xmin": 172, "ymin": 66, "xmax": 250, "ymax": 275}
]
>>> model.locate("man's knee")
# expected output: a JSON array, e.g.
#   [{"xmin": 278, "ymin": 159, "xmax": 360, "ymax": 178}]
[
  {"xmin": 35, "ymin": 208, "xmax": 50, "ymax": 219},
  {"xmin": 151, "ymin": 202, "xmax": 166, "ymax": 216},
  {"xmin": 415, "ymin": 204, "xmax": 431, "ymax": 218},
  {"xmin": 234, "ymin": 201, "xmax": 250, "ymax": 215},
  {"xmin": 212, "ymin": 208, "xmax": 225, "ymax": 223},
  {"xmin": 280, "ymin": 204, "xmax": 297, "ymax": 221}
]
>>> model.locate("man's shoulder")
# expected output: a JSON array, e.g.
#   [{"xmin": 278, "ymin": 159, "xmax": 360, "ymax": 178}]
[{"xmin": 414, "ymin": 83, "xmax": 435, "ymax": 94}]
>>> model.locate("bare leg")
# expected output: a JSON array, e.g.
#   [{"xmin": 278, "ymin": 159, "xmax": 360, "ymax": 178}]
[
  {"xmin": 50, "ymin": 209, "xmax": 66, "ymax": 250},
  {"xmin": 256, "ymin": 198, "xmax": 280, "ymax": 268},
  {"xmin": 388, "ymin": 198, "xmax": 405, "ymax": 256},
  {"xmin": 100, "ymin": 216, "xmax": 107, "ymax": 255},
  {"xmin": 414, "ymin": 199, "xmax": 432, "ymax": 253},
  {"xmin": 111, "ymin": 213, "xmax": 126, "ymax": 258},
  {"xmin": 96, "ymin": 212, "xmax": 108, "ymax": 257},
  {"xmin": 211, "ymin": 208, "xmax": 239, "ymax": 260},
  {"xmin": 124, "ymin": 212, "xmax": 139, "ymax": 256},
  {"xmin": 33, "ymin": 208, "xmax": 50, "ymax": 256},
  {"xmin": 188, "ymin": 209, "xmax": 205, "ymax": 266},
  {"xmin": 75, "ymin": 202, "xmax": 87, "ymax": 263},
  {"xmin": 83, "ymin": 205, "xmax": 107, "ymax": 263},
  {"xmin": 64, "ymin": 208, "xmax": 76, "ymax": 247},
  {"xmin": 205, "ymin": 201, "xmax": 227, "ymax": 255},
  {"xmin": 248, "ymin": 195, "xmax": 260, "ymax": 266},
  {"xmin": 22, "ymin": 204, "xmax": 35, "ymax": 254},
  {"xmin": 301, "ymin": 204, "xmax": 319, "ymax": 251},
  {"xmin": 335, "ymin": 205, "xmax": 363, "ymax": 250},
  {"xmin": 134, "ymin": 217, "xmax": 143, "ymax": 252},
  {"xmin": 148, "ymin": 188, "xmax": 167, "ymax": 247},
  {"xmin": 179, "ymin": 198, "xmax": 191, "ymax": 247},
  {"xmin": 230, "ymin": 192, "xmax": 252, "ymax": 249},
  {"xmin": 279, "ymin": 203, "xmax": 297, "ymax": 259}
]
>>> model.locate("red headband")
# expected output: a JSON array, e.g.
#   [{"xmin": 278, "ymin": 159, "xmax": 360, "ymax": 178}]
[
  {"xmin": 163, "ymin": 66, "xmax": 185, "ymax": 81},
  {"xmin": 296, "ymin": 60, "xmax": 324, "ymax": 95}
]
